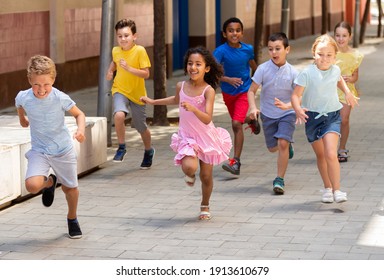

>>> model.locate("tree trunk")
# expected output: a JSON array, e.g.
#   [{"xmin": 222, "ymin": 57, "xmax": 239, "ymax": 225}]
[
  {"xmin": 254, "ymin": 0, "xmax": 265, "ymax": 65},
  {"xmin": 321, "ymin": 0, "xmax": 328, "ymax": 34},
  {"xmin": 378, "ymin": 0, "xmax": 383, "ymax": 37},
  {"xmin": 153, "ymin": 0, "xmax": 169, "ymax": 126},
  {"xmin": 360, "ymin": 0, "xmax": 371, "ymax": 44}
]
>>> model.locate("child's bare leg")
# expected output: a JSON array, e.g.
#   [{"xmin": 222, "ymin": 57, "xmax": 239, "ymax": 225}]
[
  {"xmin": 339, "ymin": 104, "xmax": 351, "ymax": 151},
  {"xmin": 199, "ymin": 161, "xmax": 213, "ymax": 220},
  {"xmin": 311, "ymin": 139, "xmax": 332, "ymax": 188},
  {"xmin": 61, "ymin": 186, "xmax": 79, "ymax": 220},
  {"xmin": 140, "ymin": 128, "xmax": 152, "ymax": 150},
  {"xmin": 114, "ymin": 111, "xmax": 126, "ymax": 144},
  {"xmin": 322, "ymin": 133, "xmax": 341, "ymax": 191},
  {"xmin": 199, "ymin": 161, "xmax": 213, "ymax": 207},
  {"xmin": 25, "ymin": 175, "xmax": 53, "ymax": 194},
  {"xmin": 232, "ymin": 120, "xmax": 244, "ymax": 159},
  {"xmin": 277, "ymin": 138, "xmax": 289, "ymax": 178},
  {"xmin": 181, "ymin": 156, "xmax": 198, "ymax": 178}
]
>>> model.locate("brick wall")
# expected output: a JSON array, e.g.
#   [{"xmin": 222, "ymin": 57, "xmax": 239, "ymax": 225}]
[{"xmin": 0, "ymin": 12, "xmax": 49, "ymax": 75}]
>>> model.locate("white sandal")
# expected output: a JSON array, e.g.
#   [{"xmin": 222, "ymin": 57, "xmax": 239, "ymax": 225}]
[
  {"xmin": 199, "ymin": 205, "xmax": 211, "ymax": 220},
  {"xmin": 184, "ymin": 175, "xmax": 196, "ymax": 187}
]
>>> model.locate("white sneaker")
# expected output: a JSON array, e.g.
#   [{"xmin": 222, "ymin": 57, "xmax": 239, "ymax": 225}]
[
  {"xmin": 334, "ymin": 190, "xmax": 347, "ymax": 203},
  {"xmin": 322, "ymin": 188, "xmax": 334, "ymax": 203}
]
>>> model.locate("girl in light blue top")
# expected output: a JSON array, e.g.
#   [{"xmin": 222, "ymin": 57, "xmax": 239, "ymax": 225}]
[{"xmin": 291, "ymin": 34, "xmax": 358, "ymax": 204}]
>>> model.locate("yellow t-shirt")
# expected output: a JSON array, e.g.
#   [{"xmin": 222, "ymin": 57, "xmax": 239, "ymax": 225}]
[
  {"xmin": 111, "ymin": 44, "xmax": 151, "ymax": 105},
  {"xmin": 336, "ymin": 50, "xmax": 364, "ymax": 104}
]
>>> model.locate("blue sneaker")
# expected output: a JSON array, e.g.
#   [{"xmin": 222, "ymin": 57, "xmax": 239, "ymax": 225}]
[
  {"xmin": 140, "ymin": 148, "xmax": 155, "ymax": 169},
  {"xmin": 113, "ymin": 147, "xmax": 126, "ymax": 162},
  {"xmin": 273, "ymin": 177, "xmax": 285, "ymax": 194},
  {"xmin": 289, "ymin": 143, "xmax": 294, "ymax": 159}
]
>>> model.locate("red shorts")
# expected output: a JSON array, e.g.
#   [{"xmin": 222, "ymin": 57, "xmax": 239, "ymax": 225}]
[{"xmin": 222, "ymin": 92, "xmax": 249, "ymax": 123}]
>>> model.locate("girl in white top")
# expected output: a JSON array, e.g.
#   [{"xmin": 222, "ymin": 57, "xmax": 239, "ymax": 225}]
[{"xmin": 291, "ymin": 34, "xmax": 358, "ymax": 203}]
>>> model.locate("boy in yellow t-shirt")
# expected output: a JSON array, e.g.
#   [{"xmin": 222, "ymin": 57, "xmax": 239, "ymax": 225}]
[{"xmin": 106, "ymin": 19, "xmax": 155, "ymax": 168}]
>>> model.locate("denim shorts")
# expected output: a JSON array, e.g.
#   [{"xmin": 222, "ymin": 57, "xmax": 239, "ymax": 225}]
[
  {"xmin": 260, "ymin": 112, "xmax": 296, "ymax": 149},
  {"xmin": 305, "ymin": 110, "xmax": 341, "ymax": 143}
]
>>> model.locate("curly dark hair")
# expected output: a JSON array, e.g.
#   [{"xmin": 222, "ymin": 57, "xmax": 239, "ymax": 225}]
[{"xmin": 183, "ymin": 46, "xmax": 223, "ymax": 89}]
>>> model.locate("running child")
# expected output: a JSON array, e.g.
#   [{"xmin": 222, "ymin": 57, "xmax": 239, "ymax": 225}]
[{"xmin": 141, "ymin": 46, "xmax": 232, "ymax": 220}]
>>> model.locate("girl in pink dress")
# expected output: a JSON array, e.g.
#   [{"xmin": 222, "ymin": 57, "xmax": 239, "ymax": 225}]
[{"xmin": 141, "ymin": 46, "xmax": 232, "ymax": 220}]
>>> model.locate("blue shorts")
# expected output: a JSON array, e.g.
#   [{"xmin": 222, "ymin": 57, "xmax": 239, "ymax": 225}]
[
  {"xmin": 260, "ymin": 112, "xmax": 296, "ymax": 149},
  {"xmin": 305, "ymin": 110, "xmax": 341, "ymax": 143}
]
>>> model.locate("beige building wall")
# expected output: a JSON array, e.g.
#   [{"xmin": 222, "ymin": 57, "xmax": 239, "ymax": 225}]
[
  {"xmin": 189, "ymin": 0, "xmax": 217, "ymax": 51},
  {"xmin": 220, "ymin": 0, "xmax": 256, "ymax": 44}
]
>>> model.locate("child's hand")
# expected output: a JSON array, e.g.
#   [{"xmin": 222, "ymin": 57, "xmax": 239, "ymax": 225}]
[
  {"xmin": 342, "ymin": 75, "xmax": 353, "ymax": 83},
  {"xmin": 19, "ymin": 117, "xmax": 29, "ymax": 128},
  {"xmin": 140, "ymin": 96, "xmax": 153, "ymax": 104},
  {"xmin": 119, "ymin": 59, "xmax": 130, "ymax": 72},
  {"xmin": 274, "ymin": 98, "xmax": 291, "ymax": 110},
  {"xmin": 181, "ymin": 101, "xmax": 196, "ymax": 112},
  {"xmin": 248, "ymin": 107, "xmax": 260, "ymax": 120},
  {"xmin": 345, "ymin": 92, "xmax": 359, "ymax": 109},
  {"xmin": 106, "ymin": 70, "xmax": 114, "ymax": 81},
  {"xmin": 74, "ymin": 130, "xmax": 86, "ymax": 143},
  {"xmin": 295, "ymin": 107, "xmax": 309, "ymax": 124},
  {"xmin": 228, "ymin": 77, "xmax": 243, "ymax": 88}
]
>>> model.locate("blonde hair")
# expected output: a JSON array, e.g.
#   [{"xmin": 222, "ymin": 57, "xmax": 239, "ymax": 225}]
[
  {"xmin": 27, "ymin": 55, "xmax": 57, "ymax": 79},
  {"xmin": 311, "ymin": 34, "xmax": 339, "ymax": 56}
]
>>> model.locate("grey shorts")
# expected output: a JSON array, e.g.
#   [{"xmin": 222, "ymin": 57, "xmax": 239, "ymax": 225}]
[
  {"xmin": 113, "ymin": 92, "xmax": 148, "ymax": 133},
  {"xmin": 260, "ymin": 112, "xmax": 296, "ymax": 149},
  {"xmin": 25, "ymin": 147, "xmax": 78, "ymax": 188}
]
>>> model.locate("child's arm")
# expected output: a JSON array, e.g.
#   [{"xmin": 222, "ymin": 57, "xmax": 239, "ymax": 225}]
[
  {"xmin": 181, "ymin": 87, "xmax": 215, "ymax": 125},
  {"xmin": 119, "ymin": 59, "xmax": 150, "ymax": 79},
  {"xmin": 106, "ymin": 61, "xmax": 116, "ymax": 81},
  {"xmin": 291, "ymin": 85, "xmax": 308, "ymax": 124},
  {"xmin": 68, "ymin": 105, "xmax": 86, "ymax": 143},
  {"xmin": 249, "ymin": 59, "xmax": 258, "ymax": 75},
  {"xmin": 247, "ymin": 82, "xmax": 260, "ymax": 120},
  {"xmin": 337, "ymin": 76, "xmax": 359, "ymax": 108},
  {"xmin": 342, "ymin": 68, "xmax": 359, "ymax": 84},
  {"xmin": 16, "ymin": 106, "xmax": 29, "ymax": 128},
  {"xmin": 274, "ymin": 98, "xmax": 292, "ymax": 110},
  {"xmin": 219, "ymin": 76, "xmax": 243, "ymax": 88},
  {"xmin": 140, "ymin": 82, "xmax": 181, "ymax": 106}
]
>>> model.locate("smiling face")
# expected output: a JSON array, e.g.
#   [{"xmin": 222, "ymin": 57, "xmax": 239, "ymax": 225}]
[
  {"xmin": 186, "ymin": 53, "xmax": 210, "ymax": 81},
  {"xmin": 334, "ymin": 26, "xmax": 352, "ymax": 51},
  {"xmin": 29, "ymin": 73, "xmax": 55, "ymax": 99},
  {"xmin": 313, "ymin": 41, "xmax": 337, "ymax": 70},
  {"xmin": 223, "ymin": 22, "xmax": 243, "ymax": 47},
  {"xmin": 116, "ymin": 26, "xmax": 137, "ymax": 51}
]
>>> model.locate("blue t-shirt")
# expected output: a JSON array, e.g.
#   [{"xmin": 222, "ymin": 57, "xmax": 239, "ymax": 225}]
[
  {"xmin": 294, "ymin": 64, "xmax": 343, "ymax": 118},
  {"xmin": 252, "ymin": 59, "xmax": 298, "ymax": 119},
  {"xmin": 15, "ymin": 87, "xmax": 76, "ymax": 155},
  {"xmin": 213, "ymin": 42, "xmax": 255, "ymax": 95}
]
